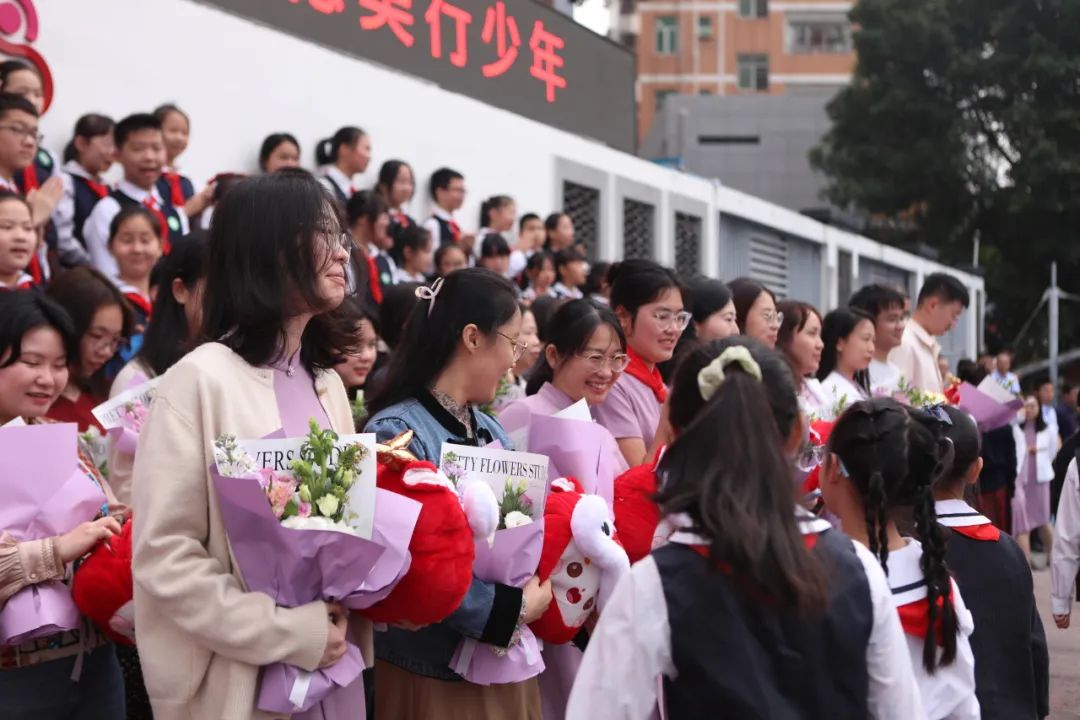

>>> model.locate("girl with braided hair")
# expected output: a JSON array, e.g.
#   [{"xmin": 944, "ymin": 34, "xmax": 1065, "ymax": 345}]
[{"xmin": 823, "ymin": 397, "xmax": 980, "ymax": 719}]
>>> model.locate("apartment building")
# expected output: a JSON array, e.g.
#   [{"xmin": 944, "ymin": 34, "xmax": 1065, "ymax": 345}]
[{"xmin": 623, "ymin": 0, "xmax": 857, "ymax": 140}]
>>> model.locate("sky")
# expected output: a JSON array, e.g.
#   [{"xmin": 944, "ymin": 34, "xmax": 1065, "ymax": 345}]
[{"xmin": 573, "ymin": 0, "xmax": 612, "ymax": 37}]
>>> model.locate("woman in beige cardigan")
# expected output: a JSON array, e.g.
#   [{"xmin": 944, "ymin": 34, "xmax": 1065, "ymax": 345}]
[{"xmin": 132, "ymin": 170, "xmax": 368, "ymax": 719}]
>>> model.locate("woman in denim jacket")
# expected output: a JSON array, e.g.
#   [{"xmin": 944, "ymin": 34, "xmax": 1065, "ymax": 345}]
[{"xmin": 365, "ymin": 268, "xmax": 552, "ymax": 719}]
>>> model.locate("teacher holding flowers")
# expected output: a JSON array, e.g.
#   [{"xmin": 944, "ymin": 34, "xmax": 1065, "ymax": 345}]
[{"xmin": 132, "ymin": 170, "xmax": 366, "ymax": 719}]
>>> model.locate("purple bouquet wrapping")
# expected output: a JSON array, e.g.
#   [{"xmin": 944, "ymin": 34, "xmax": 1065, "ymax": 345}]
[
  {"xmin": 0, "ymin": 423, "xmax": 107, "ymax": 645},
  {"xmin": 527, "ymin": 413, "xmax": 620, "ymax": 507}
]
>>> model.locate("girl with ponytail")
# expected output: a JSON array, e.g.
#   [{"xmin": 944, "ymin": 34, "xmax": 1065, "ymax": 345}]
[
  {"xmin": 315, "ymin": 126, "xmax": 370, "ymax": 206},
  {"xmin": 824, "ymin": 398, "xmax": 979, "ymax": 719},
  {"xmin": 572, "ymin": 338, "xmax": 922, "ymax": 720}
]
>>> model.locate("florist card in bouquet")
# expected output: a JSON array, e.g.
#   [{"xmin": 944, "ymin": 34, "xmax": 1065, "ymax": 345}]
[
  {"xmin": 91, "ymin": 377, "xmax": 162, "ymax": 431},
  {"xmin": 236, "ymin": 431, "xmax": 378, "ymax": 539},
  {"xmin": 439, "ymin": 443, "xmax": 549, "ymax": 528}
]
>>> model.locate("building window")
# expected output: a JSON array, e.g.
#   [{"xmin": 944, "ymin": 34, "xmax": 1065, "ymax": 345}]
[
  {"xmin": 655, "ymin": 89, "xmax": 677, "ymax": 112},
  {"xmin": 736, "ymin": 54, "xmax": 769, "ymax": 91},
  {"xmin": 789, "ymin": 20, "xmax": 851, "ymax": 54},
  {"xmin": 562, "ymin": 181, "xmax": 600, "ymax": 260},
  {"xmin": 738, "ymin": 0, "xmax": 767, "ymax": 18},
  {"xmin": 623, "ymin": 199, "xmax": 656, "ymax": 260},
  {"xmin": 697, "ymin": 16, "xmax": 713, "ymax": 40},
  {"xmin": 654, "ymin": 16, "xmax": 678, "ymax": 55}
]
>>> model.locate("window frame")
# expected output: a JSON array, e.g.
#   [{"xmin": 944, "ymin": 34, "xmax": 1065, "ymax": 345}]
[{"xmin": 654, "ymin": 15, "xmax": 679, "ymax": 55}]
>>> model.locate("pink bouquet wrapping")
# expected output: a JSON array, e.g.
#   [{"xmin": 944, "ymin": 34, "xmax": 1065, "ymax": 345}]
[
  {"xmin": 528, "ymin": 413, "xmax": 620, "ymax": 507},
  {"xmin": 0, "ymin": 423, "xmax": 107, "ymax": 645},
  {"xmin": 211, "ymin": 425, "xmax": 420, "ymax": 715},
  {"xmin": 956, "ymin": 380, "xmax": 1024, "ymax": 433}
]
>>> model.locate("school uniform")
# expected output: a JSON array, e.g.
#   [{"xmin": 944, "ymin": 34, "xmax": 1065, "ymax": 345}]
[
  {"xmin": 318, "ymin": 165, "xmax": 354, "ymax": 208},
  {"xmin": 388, "ymin": 206, "xmax": 417, "ymax": 245},
  {"xmin": 367, "ymin": 243, "xmax": 397, "ymax": 291},
  {"xmin": 16, "ymin": 148, "xmax": 61, "ymax": 281},
  {"xmin": 156, "ymin": 167, "xmax": 196, "ymax": 209},
  {"xmin": 0, "ymin": 174, "xmax": 49, "ymax": 285},
  {"xmin": 393, "ymin": 267, "xmax": 427, "ymax": 284},
  {"xmin": 552, "ymin": 282, "xmax": 583, "ymax": 300},
  {"xmin": 83, "ymin": 179, "xmax": 189, "ymax": 278},
  {"xmin": 567, "ymin": 510, "xmax": 924, "ymax": 720},
  {"xmin": 820, "ymin": 371, "xmax": 869, "ymax": 418},
  {"xmin": 520, "ymin": 285, "xmax": 556, "ymax": 303},
  {"xmin": 53, "ymin": 160, "xmax": 110, "ymax": 267},
  {"xmin": 885, "ymin": 538, "xmax": 980, "ymax": 719},
  {"xmin": 0, "ymin": 272, "xmax": 34, "ymax": 291},
  {"xmin": 423, "ymin": 206, "xmax": 462, "ymax": 247},
  {"xmin": 936, "ymin": 499, "xmax": 1049, "ymax": 720}
]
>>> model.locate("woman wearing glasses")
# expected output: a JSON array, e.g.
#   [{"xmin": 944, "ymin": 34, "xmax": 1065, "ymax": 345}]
[
  {"xmin": 363, "ymin": 267, "xmax": 553, "ymax": 719},
  {"xmin": 595, "ymin": 260, "xmax": 688, "ymax": 468},
  {"xmin": 131, "ymin": 171, "xmax": 367, "ymax": 718},
  {"xmin": 728, "ymin": 277, "xmax": 782, "ymax": 349},
  {"xmin": 44, "ymin": 266, "xmax": 134, "ymax": 432}
]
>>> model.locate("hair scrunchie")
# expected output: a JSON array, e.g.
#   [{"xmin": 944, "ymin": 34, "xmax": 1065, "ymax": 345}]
[{"xmin": 697, "ymin": 345, "xmax": 763, "ymax": 401}]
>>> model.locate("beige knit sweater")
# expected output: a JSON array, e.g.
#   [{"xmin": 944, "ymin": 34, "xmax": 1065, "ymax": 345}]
[{"xmin": 132, "ymin": 343, "xmax": 372, "ymax": 720}]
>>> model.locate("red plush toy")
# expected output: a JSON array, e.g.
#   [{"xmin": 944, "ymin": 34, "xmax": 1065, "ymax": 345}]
[
  {"xmin": 612, "ymin": 452, "xmax": 663, "ymax": 566},
  {"xmin": 530, "ymin": 477, "xmax": 629, "ymax": 645},
  {"xmin": 800, "ymin": 419, "xmax": 835, "ymax": 497},
  {"xmin": 359, "ymin": 433, "xmax": 477, "ymax": 627},
  {"xmin": 71, "ymin": 518, "xmax": 135, "ymax": 646}
]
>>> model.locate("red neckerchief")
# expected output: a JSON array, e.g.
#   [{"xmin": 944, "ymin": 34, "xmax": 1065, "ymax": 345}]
[
  {"xmin": 449, "ymin": 219, "xmax": 461, "ymax": 241},
  {"xmin": 79, "ymin": 175, "xmax": 109, "ymax": 199},
  {"xmin": 391, "ymin": 210, "xmax": 411, "ymax": 228},
  {"xmin": 122, "ymin": 290, "xmax": 153, "ymax": 320},
  {"xmin": 27, "ymin": 254, "xmax": 44, "ymax": 285},
  {"xmin": 161, "ymin": 171, "xmax": 186, "ymax": 207},
  {"xmin": 141, "ymin": 196, "xmax": 173, "ymax": 254},
  {"xmin": 946, "ymin": 523, "xmax": 1000, "ymax": 542},
  {"xmin": 937, "ymin": 503, "xmax": 1001, "ymax": 542},
  {"xmin": 625, "ymin": 347, "xmax": 667, "ymax": 403},
  {"xmin": 17, "ymin": 164, "xmax": 38, "ymax": 192},
  {"xmin": 896, "ymin": 585, "xmax": 954, "ymax": 646},
  {"xmin": 366, "ymin": 253, "xmax": 383, "ymax": 304}
]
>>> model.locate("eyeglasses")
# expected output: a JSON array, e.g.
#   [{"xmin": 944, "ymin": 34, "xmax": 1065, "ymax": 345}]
[
  {"xmin": 653, "ymin": 310, "xmax": 693, "ymax": 332},
  {"xmin": 497, "ymin": 332, "xmax": 529, "ymax": 362},
  {"xmin": 322, "ymin": 232, "xmax": 352, "ymax": 254},
  {"xmin": 794, "ymin": 442, "xmax": 826, "ymax": 473},
  {"xmin": 575, "ymin": 351, "xmax": 631, "ymax": 373},
  {"xmin": 763, "ymin": 310, "xmax": 784, "ymax": 329},
  {"xmin": 88, "ymin": 332, "xmax": 125, "ymax": 354},
  {"xmin": 0, "ymin": 124, "xmax": 41, "ymax": 144}
]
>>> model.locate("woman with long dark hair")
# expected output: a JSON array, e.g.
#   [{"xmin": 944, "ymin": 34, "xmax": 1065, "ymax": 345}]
[
  {"xmin": 776, "ymin": 299, "xmax": 827, "ymax": 419},
  {"xmin": 131, "ymin": 170, "xmax": 366, "ymax": 717},
  {"xmin": 817, "ymin": 307, "xmax": 875, "ymax": 417},
  {"xmin": 364, "ymin": 268, "xmax": 552, "ymax": 719},
  {"xmin": 823, "ymin": 398, "xmax": 979, "ymax": 718},
  {"xmin": 1012, "ymin": 394, "xmax": 1056, "ymax": 563},
  {"xmin": 727, "ymin": 277, "xmax": 781, "ymax": 348}
]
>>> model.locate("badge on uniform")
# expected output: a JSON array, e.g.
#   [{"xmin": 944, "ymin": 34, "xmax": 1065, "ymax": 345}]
[{"xmin": 168, "ymin": 216, "xmax": 181, "ymax": 232}]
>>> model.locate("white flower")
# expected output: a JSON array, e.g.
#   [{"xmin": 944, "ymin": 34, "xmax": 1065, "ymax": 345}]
[
  {"xmin": 316, "ymin": 494, "xmax": 340, "ymax": 518},
  {"xmin": 504, "ymin": 511, "xmax": 533, "ymax": 529},
  {"xmin": 281, "ymin": 515, "xmax": 357, "ymax": 535}
]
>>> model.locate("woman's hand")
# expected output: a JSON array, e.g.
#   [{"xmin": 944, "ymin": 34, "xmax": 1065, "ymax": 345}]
[
  {"xmin": 1055, "ymin": 613, "xmax": 1070, "ymax": 629},
  {"xmin": 521, "ymin": 575, "xmax": 552, "ymax": 625},
  {"xmin": 55, "ymin": 516, "xmax": 122, "ymax": 564},
  {"xmin": 319, "ymin": 601, "xmax": 349, "ymax": 668}
]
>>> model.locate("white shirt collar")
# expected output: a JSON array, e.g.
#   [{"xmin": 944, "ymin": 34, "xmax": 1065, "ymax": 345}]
[
  {"xmin": 117, "ymin": 179, "xmax": 162, "ymax": 204},
  {"xmin": 323, "ymin": 165, "xmax": 353, "ymax": 196},
  {"xmin": 0, "ymin": 271, "xmax": 33, "ymax": 288},
  {"xmin": 433, "ymin": 205, "xmax": 455, "ymax": 222},
  {"xmin": 62, "ymin": 160, "xmax": 100, "ymax": 183},
  {"xmin": 934, "ymin": 498, "xmax": 992, "ymax": 527}
]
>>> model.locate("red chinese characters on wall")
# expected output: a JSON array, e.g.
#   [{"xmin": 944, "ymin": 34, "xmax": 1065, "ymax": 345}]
[
  {"xmin": 290, "ymin": 0, "xmax": 565, "ymax": 102},
  {"xmin": 0, "ymin": 0, "xmax": 52, "ymax": 112}
]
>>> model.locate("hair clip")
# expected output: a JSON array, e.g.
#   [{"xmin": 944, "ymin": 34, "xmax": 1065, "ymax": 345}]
[
  {"xmin": 414, "ymin": 277, "xmax": 445, "ymax": 318},
  {"xmin": 697, "ymin": 345, "xmax": 763, "ymax": 401}
]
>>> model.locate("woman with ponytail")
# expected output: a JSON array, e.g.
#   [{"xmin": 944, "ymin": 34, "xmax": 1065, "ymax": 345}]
[
  {"xmin": 824, "ymin": 398, "xmax": 979, "ymax": 719},
  {"xmin": 917, "ymin": 405, "xmax": 1049, "ymax": 720},
  {"xmin": 315, "ymin": 126, "xmax": 371, "ymax": 206},
  {"xmin": 571, "ymin": 338, "xmax": 922, "ymax": 719}
]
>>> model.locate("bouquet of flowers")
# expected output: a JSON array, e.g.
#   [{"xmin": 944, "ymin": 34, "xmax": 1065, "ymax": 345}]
[
  {"xmin": 896, "ymin": 377, "xmax": 951, "ymax": 409},
  {"xmin": 91, "ymin": 376, "xmax": 161, "ymax": 456},
  {"xmin": 0, "ymin": 423, "xmax": 108, "ymax": 644},
  {"xmin": 350, "ymin": 391, "xmax": 365, "ymax": 431},
  {"xmin": 526, "ymin": 410, "xmax": 620, "ymax": 508},
  {"xmin": 440, "ymin": 443, "xmax": 549, "ymax": 685},
  {"xmin": 211, "ymin": 420, "xmax": 420, "ymax": 715}
]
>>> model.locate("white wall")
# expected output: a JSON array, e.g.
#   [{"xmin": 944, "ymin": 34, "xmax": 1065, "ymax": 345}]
[{"xmin": 38, "ymin": 0, "xmax": 985, "ymax": 355}]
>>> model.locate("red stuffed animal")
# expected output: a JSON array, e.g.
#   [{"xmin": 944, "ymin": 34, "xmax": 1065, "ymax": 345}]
[
  {"xmin": 612, "ymin": 452, "xmax": 664, "ymax": 566},
  {"xmin": 531, "ymin": 477, "xmax": 629, "ymax": 645},
  {"xmin": 71, "ymin": 518, "xmax": 135, "ymax": 646}
]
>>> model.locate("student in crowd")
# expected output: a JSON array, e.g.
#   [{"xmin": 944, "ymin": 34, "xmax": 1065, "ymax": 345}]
[
  {"xmin": 889, "ymin": 273, "xmax": 969, "ymax": 394},
  {"xmin": 315, "ymin": 125, "xmax": 371, "ymax": 206},
  {"xmin": 0, "ymin": 290, "xmax": 127, "ymax": 717},
  {"xmin": 0, "ymin": 189, "xmax": 36, "ymax": 290},
  {"xmin": 434, "ymin": 242, "xmax": 468, "ymax": 278},
  {"xmin": 849, "ymin": 283, "xmax": 907, "ymax": 394},
  {"xmin": 824, "ymin": 398, "xmax": 979, "ymax": 719},
  {"xmin": 991, "ymin": 348, "xmax": 1021, "ymax": 395},
  {"xmin": 0, "ymin": 93, "xmax": 54, "ymax": 285},
  {"xmin": 132, "ymin": 171, "xmax": 367, "ymax": 718},
  {"xmin": 154, "ymin": 104, "xmax": 213, "ymax": 220},
  {"xmin": 53, "ymin": 113, "xmax": 115, "ymax": 267},
  {"xmin": 1013, "ymin": 394, "xmax": 1057, "ymax": 565},
  {"xmin": 44, "ymin": 266, "xmax": 134, "ymax": 431},
  {"xmin": 595, "ymin": 259, "xmax": 686, "ymax": 467},
  {"xmin": 510, "ymin": 212, "xmax": 545, "ymax": 278},
  {"xmin": 775, "ymin": 299, "xmax": 828, "ymax": 419},
  {"xmin": 544, "ymin": 212, "xmax": 575, "ymax": 253},
  {"xmin": 423, "ymin": 167, "xmax": 466, "ymax": 247},
  {"xmin": 520, "ymin": 250, "xmax": 556, "ymax": 303},
  {"xmin": 552, "ymin": 246, "xmax": 588, "ymax": 300},
  {"xmin": 84, "ymin": 113, "xmax": 188, "ymax": 277},
  {"xmin": 1037, "ymin": 380, "xmax": 1060, "ymax": 440},
  {"xmin": 491, "ymin": 304, "xmax": 541, "ymax": 413},
  {"xmin": 584, "ymin": 261, "xmax": 611, "ymax": 306},
  {"xmin": 391, "ymin": 225, "xmax": 434, "ymax": 283},
  {"xmin": 107, "ymin": 206, "xmax": 163, "ymax": 358},
  {"xmin": 107, "ymin": 232, "xmax": 207, "ymax": 506},
  {"xmin": 364, "ymin": 269, "xmax": 552, "ymax": 718},
  {"xmin": 478, "ymin": 195, "xmax": 516, "ymax": 242},
  {"xmin": 477, "ymin": 233, "xmax": 512, "ymax": 277},
  {"xmin": 531, "ymin": 295, "xmax": 567, "ymax": 344},
  {"xmin": 574, "ymin": 338, "xmax": 923, "ymax": 719},
  {"xmin": 916, "ymin": 405, "xmax": 1050, "ymax": 720},
  {"xmin": 376, "ymin": 159, "xmax": 416, "ymax": 240},
  {"xmin": 817, "ymin": 307, "xmax": 875, "ymax": 416},
  {"xmin": 334, "ymin": 298, "xmax": 380, "ymax": 409},
  {"xmin": 0, "ymin": 61, "xmax": 60, "ymax": 193},
  {"xmin": 659, "ymin": 276, "xmax": 738, "ymax": 384},
  {"xmin": 346, "ymin": 189, "xmax": 394, "ymax": 303},
  {"xmin": 259, "ymin": 132, "xmax": 301, "ymax": 173},
  {"xmin": 364, "ymin": 281, "xmax": 421, "ymax": 395},
  {"xmin": 728, "ymin": 277, "xmax": 781, "ymax": 349},
  {"xmin": 1056, "ymin": 381, "xmax": 1079, "ymax": 442}
]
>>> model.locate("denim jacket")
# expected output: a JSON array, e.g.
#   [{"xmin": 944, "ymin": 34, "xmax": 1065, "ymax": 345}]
[{"xmin": 365, "ymin": 392, "xmax": 521, "ymax": 680}]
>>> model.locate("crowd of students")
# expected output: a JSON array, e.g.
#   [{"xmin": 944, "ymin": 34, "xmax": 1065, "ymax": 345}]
[{"xmin": 0, "ymin": 55, "xmax": 1067, "ymax": 720}]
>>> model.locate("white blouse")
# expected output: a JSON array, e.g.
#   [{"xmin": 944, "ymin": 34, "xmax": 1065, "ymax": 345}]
[{"xmin": 820, "ymin": 371, "xmax": 870, "ymax": 417}]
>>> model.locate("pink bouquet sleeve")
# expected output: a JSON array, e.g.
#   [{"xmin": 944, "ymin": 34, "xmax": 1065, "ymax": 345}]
[
  {"xmin": 528, "ymin": 414, "xmax": 620, "ymax": 507},
  {"xmin": 0, "ymin": 424, "xmax": 107, "ymax": 645}
]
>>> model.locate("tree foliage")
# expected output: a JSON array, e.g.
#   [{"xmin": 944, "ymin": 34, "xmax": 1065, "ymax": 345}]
[{"xmin": 811, "ymin": 0, "xmax": 1080, "ymax": 360}]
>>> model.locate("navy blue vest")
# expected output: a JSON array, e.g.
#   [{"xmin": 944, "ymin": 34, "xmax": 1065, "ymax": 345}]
[
  {"xmin": 155, "ymin": 173, "xmax": 195, "ymax": 205},
  {"xmin": 69, "ymin": 174, "xmax": 108, "ymax": 249},
  {"xmin": 110, "ymin": 189, "xmax": 185, "ymax": 246},
  {"xmin": 431, "ymin": 215, "xmax": 456, "ymax": 246},
  {"xmin": 655, "ymin": 529, "xmax": 871, "ymax": 720}
]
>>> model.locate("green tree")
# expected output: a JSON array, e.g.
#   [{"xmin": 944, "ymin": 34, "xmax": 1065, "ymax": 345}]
[{"xmin": 811, "ymin": 0, "xmax": 1080, "ymax": 360}]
